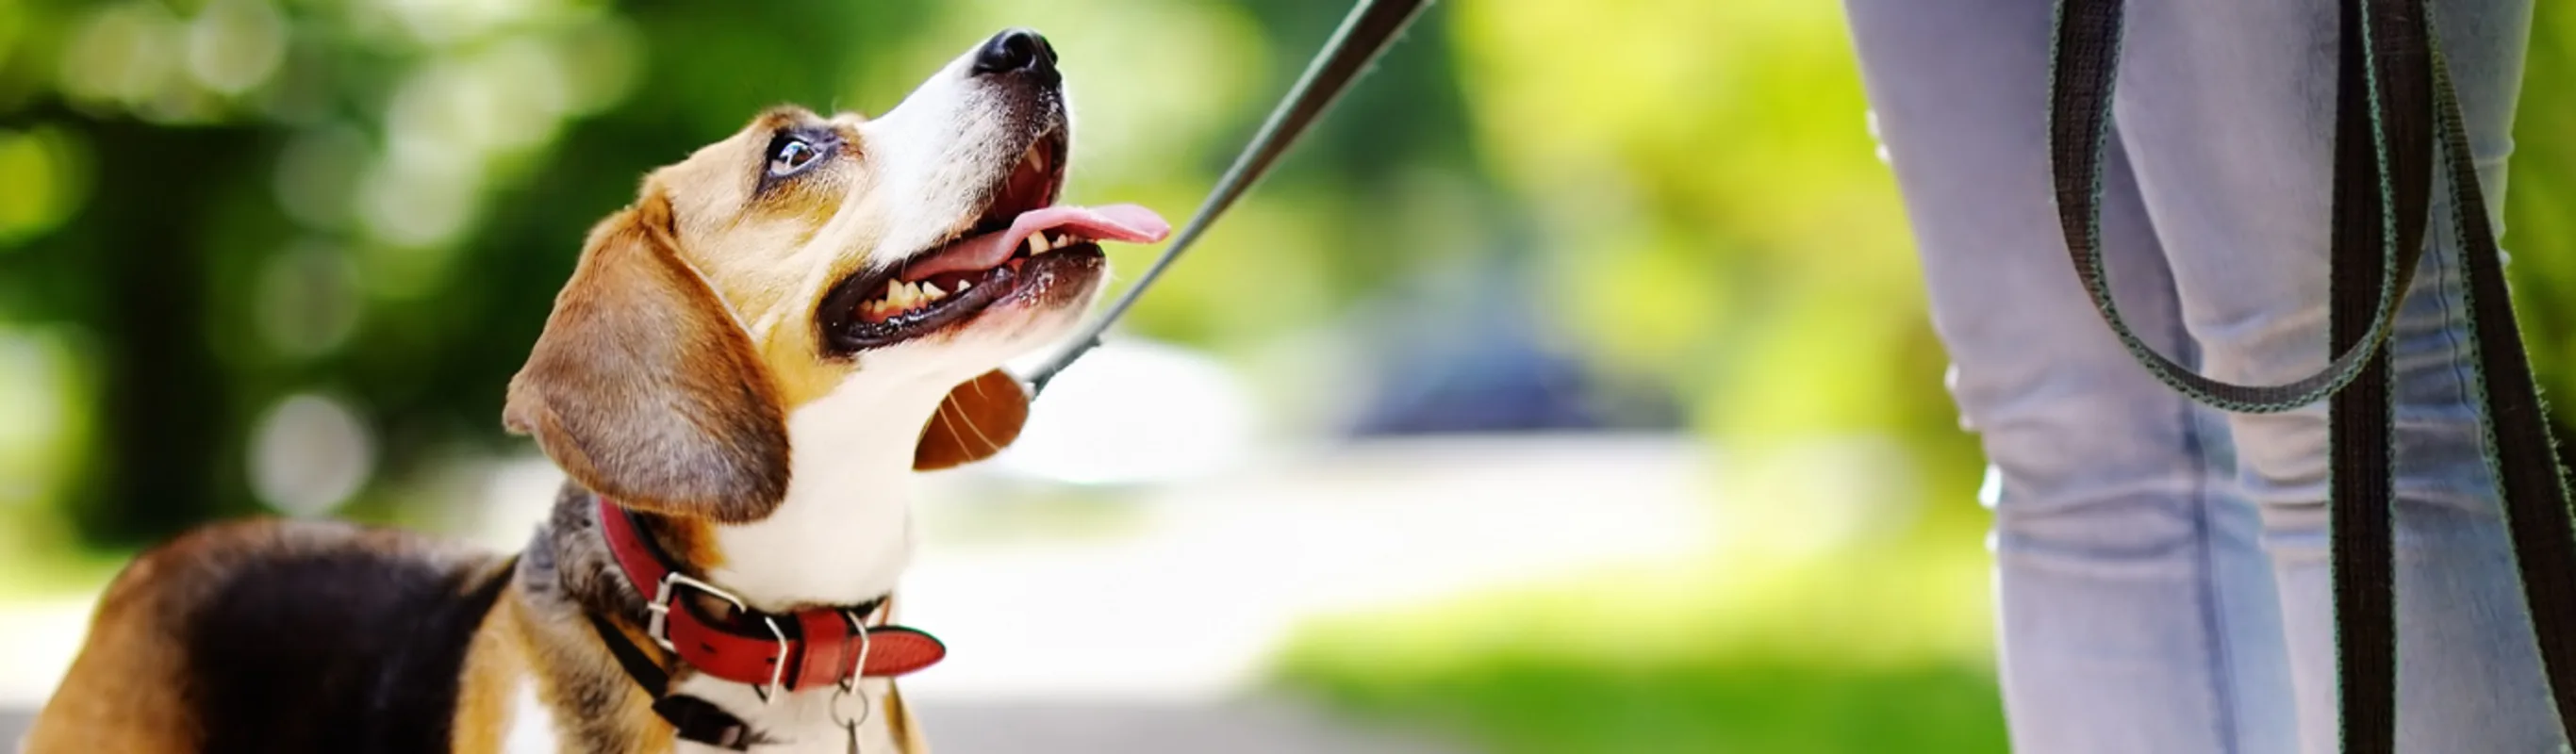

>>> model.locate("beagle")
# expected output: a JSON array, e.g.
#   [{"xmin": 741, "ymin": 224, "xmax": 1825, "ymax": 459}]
[{"xmin": 25, "ymin": 27, "xmax": 1168, "ymax": 753}]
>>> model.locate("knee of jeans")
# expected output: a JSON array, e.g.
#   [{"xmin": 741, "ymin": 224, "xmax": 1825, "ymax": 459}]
[
  {"xmin": 2229, "ymin": 402, "xmax": 2506, "ymax": 525},
  {"xmin": 1990, "ymin": 480, "xmax": 2212, "ymax": 572},
  {"xmin": 1961, "ymin": 385, "xmax": 2211, "ymax": 552},
  {"xmin": 1980, "ymin": 428, "xmax": 2211, "ymax": 556}
]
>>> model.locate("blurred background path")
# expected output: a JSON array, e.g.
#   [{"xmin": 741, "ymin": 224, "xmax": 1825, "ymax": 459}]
[{"xmin": 0, "ymin": 434, "xmax": 1726, "ymax": 753}]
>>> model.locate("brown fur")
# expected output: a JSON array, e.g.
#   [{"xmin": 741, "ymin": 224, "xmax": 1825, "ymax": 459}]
[
  {"xmin": 504, "ymin": 194, "xmax": 795, "ymax": 525},
  {"xmin": 23, "ymin": 532, "xmax": 214, "ymax": 754},
  {"xmin": 449, "ymin": 589, "xmax": 537, "ymax": 753}
]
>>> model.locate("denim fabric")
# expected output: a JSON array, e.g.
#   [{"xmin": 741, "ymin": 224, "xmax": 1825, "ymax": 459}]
[{"xmin": 1842, "ymin": 0, "xmax": 2557, "ymax": 750}]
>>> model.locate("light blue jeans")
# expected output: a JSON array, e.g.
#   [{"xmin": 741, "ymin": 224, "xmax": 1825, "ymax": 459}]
[{"xmin": 1843, "ymin": 0, "xmax": 2560, "ymax": 751}]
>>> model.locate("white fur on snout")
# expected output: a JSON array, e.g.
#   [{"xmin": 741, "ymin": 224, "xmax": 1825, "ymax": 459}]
[{"xmin": 859, "ymin": 45, "xmax": 1055, "ymax": 269}]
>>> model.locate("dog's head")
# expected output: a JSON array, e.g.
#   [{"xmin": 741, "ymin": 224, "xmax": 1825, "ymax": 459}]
[{"xmin": 503, "ymin": 29, "xmax": 1167, "ymax": 524}]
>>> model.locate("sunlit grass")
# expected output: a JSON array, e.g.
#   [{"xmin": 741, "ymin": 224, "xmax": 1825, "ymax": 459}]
[
  {"xmin": 1293, "ymin": 655, "xmax": 2003, "ymax": 754},
  {"xmin": 1276, "ymin": 454, "xmax": 2006, "ymax": 754}
]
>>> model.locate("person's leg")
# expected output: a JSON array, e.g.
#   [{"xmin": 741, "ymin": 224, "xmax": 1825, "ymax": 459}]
[
  {"xmin": 2107, "ymin": 0, "xmax": 2558, "ymax": 749},
  {"xmin": 1845, "ymin": 2, "xmax": 2296, "ymax": 751}
]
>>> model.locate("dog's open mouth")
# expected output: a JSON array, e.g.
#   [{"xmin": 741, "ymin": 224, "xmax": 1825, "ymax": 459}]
[{"xmin": 820, "ymin": 134, "xmax": 1168, "ymax": 352}]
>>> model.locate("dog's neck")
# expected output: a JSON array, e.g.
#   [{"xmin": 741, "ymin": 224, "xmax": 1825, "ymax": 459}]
[
  {"xmin": 532, "ymin": 375, "xmax": 942, "ymax": 752},
  {"xmin": 700, "ymin": 373, "xmax": 953, "ymax": 613}
]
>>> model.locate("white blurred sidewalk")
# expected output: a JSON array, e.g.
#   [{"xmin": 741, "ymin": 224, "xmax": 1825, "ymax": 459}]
[{"xmin": 0, "ymin": 434, "xmax": 1721, "ymax": 752}]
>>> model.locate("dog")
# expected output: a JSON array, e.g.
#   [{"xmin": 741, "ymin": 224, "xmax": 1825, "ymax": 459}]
[{"xmin": 24, "ymin": 27, "xmax": 1169, "ymax": 753}]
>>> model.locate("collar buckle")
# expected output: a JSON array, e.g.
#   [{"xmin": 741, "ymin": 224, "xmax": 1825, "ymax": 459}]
[{"xmin": 644, "ymin": 571, "xmax": 790, "ymax": 701}]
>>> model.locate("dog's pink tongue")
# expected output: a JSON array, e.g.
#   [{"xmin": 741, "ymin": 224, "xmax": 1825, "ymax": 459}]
[
  {"xmin": 1015, "ymin": 204, "xmax": 1172, "ymax": 245},
  {"xmin": 899, "ymin": 204, "xmax": 1172, "ymax": 282}
]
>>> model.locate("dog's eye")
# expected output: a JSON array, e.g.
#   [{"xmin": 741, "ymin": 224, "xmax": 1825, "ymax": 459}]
[{"xmin": 767, "ymin": 137, "xmax": 824, "ymax": 178}]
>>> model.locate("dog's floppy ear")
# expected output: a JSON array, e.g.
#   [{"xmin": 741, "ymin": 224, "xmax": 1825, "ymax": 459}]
[
  {"xmin": 504, "ymin": 195, "xmax": 791, "ymax": 523},
  {"xmin": 914, "ymin": 369, "xmax": 1030, "ymax": 470}
]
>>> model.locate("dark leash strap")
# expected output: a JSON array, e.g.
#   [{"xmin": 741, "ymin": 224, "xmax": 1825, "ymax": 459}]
[
  {"xmin": 586, "ymin": 611, "xmax": 769, "ymax": 750},
  {"xmin": 1019, "ymin": 0, "xmax": 1436, "ymax": 395},
  {"xmin": 2049, "ymin": 0, "xmax": 2576, "ymax": 750}
]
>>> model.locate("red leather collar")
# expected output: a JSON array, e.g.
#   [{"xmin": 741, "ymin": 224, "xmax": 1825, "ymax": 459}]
[{"xmin": 595, "ymin": 496, "xmax": 945, "ymax": 693}]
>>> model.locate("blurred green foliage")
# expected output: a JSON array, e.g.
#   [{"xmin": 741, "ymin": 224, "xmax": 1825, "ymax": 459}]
[
  {"xmin": 3, "ymin": 0, "xmax": 2575, "ymax": 751},
  {"xmin": 2508, "ymin": 4, "xmax": 2576, "ymax": 402},
  {"xmin": 0, "ymin": 0, "xmax": 1503, "ymax": 548}
]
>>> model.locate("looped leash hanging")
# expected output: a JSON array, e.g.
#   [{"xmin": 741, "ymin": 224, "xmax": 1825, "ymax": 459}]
[
  {"xmin": 1018, "ymin": 0, "xmax": 1436, "ymax": 396},
  {"xmin": 2048, "ymin": 0, "xmax": 2576, "ymax": 750}
]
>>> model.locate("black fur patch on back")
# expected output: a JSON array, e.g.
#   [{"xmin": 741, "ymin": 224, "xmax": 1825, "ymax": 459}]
[{"xmin": 178, "ymin": 546, "xmax": 515, "ymax": 753}]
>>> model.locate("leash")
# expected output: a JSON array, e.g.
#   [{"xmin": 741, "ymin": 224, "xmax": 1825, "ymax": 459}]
[
  {"xmin": 2048, "ymin": 0, "xmax": 2576, "ymax": 750},
  {"xmin": 1019, "ymin": 0, "xmax": 1436, "ymax": 396}
]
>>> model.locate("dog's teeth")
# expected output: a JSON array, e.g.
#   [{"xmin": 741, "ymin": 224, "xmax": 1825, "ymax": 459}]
[
  {"xmin": 922, "ymin": 281, "xmax": 947, "ymax": 299},
  {"xmin": 1027, "ymin": 234, "xmax": 1045, "ymax": 256},
  {"xmin": 957, "ymin": 279, "xmax": 971, "ymax": 291},
  {"xmin": 886, "ymin": 280, "xmax": 923, "ymax": 310}
]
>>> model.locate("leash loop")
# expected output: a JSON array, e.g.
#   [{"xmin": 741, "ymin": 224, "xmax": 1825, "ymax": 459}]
[
  {"xmin": 1020, "ymin": 0, "xmax": 1435, "ymax": 395},
  {"xmin": 2047, "ymin": 0, "xmax": 2576, "ymax": 749}
]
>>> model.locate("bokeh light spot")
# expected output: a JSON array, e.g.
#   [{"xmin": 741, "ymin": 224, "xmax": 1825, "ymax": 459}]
[
  {"xmin": 0, "ymin": 126, "xmax": 93, "ymax": 248},
  {"xmin": 0, "ymin": 329, "xmax": 89, "ymax": 510},
  {"xmin": 254, "ymin": 243, "xmax": 364, "ymax": 358},
  {"xmin": 247, "ymin": 392, "xmax": 376, "ymax": 516},
  {"xmin": 185, "ymin": 0, "xmax": 288, "ymax": 95},
  {"xmin": 59, "ymin": 3, "xmax": 183, "ymax": 109},
  {"xmin": 273, "ymin": 123, "xmax": 372, "ymax": 230}
]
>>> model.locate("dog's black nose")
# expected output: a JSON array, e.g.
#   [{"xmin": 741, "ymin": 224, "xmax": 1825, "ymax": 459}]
[{"xmin": 972, "ymin": 28, "xmax": 1057, "ymax": 79}]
